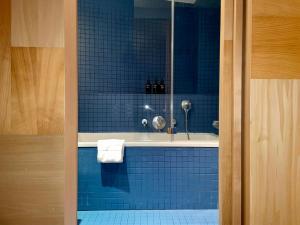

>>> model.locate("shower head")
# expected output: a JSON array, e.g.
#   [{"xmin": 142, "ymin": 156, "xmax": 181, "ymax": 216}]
[
  {"xmin": 181, "ymin": 100, "xmax": 192, "ymax": 112},
  {"xmin": 167, "ymin": 0, "xmax": 197, "ymax": 4}
]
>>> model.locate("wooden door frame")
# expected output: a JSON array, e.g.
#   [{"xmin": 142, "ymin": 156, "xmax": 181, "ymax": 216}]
[
  {"xmin": 219, "ymin": 0, "xmax": 244, "ymax": 223},
  {"xmin": 63, "ymin": 0, "xmax": 244, "ymax": 224},
  {"xmin": 64, "ymin": 0, "xmax": 78, "ymax": 224}
]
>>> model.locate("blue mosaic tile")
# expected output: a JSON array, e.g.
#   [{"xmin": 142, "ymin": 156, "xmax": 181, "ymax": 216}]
[
  {"xmin": 78, "ymin": 147, "xmax": 218, "ymax": 211},
  {"xmin": 197, "ymin": 8, "xmax": 220, "ymax": 95},
  {"xmin": 78, "ymin": 0, "xmax": 220, "ymax": 133},
  {"xmin": 77, "ymin": 209, "xmax": 219, "ymax": 225},
  {"xmin": 79, "ymin": 94, "xmax": 218, "ymax": 133},
  {"xmin": 78, "ymin": 0, "xmax": 168, "ymax": 94}
]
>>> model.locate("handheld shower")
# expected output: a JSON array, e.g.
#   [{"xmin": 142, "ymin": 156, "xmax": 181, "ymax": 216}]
[{"xmin": 181, "ymin": 100, "xmax": 191, "ymax": 140}]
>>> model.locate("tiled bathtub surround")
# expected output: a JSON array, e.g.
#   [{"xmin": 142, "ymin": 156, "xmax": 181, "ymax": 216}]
[
  {"xmin": 78, "ymin": 147, "xmax": 218, "ymax": 211},
  {"xmin": 78, "ymin": 0, "xmax": 220, "ymax": 132},
  {"xmin": 174, "ymin": 8, "xmax": 220, "ymax": 95},
  {"xmin": 196, "ymin": 9, "xmax": 220, "ymax": 95},
  {"xmin": 79, "ymin": 94, "xmax": 218, "ymax": 132},
  {"xmin": 78, "ymin": 0, "xmax": 169, "ymax": 94}
]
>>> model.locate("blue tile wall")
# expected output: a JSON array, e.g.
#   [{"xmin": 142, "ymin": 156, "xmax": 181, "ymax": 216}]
[
  {"xmin": 78, "ymin": 0, "xmax": 169, "ymax": 94},
  {"xmin": 78, "ymin": 0, "xmax": 220, "ymax": 132},
  {"xmin": 78, "ymin": 147, "xmax": 219, "ymax": 210},
  {"xmin": 197, "ymin": 8, "xmax": 220, "ymax": 94},
  {"xmin": 174, "ymin": 7, "xmax": 220, "ymax": 95},
  {"xmin": 174, "ymin": 7, "xmax": 198, "ymax": 94},
  {"xmin": 133, "ymin": 19, "xmax": 170, "ymax": 93},
  {"xmin": 78, "ymin": 0, "xmax": 135, "ymax": 93},
  {"xmin": 79, "ymin": 94, "xmax": 218, "ymax": 133}
]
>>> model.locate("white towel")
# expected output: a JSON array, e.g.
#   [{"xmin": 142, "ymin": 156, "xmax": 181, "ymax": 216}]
[{"xmin": 97, "ymin": 139, "xmax": 125, "ymax": 163}]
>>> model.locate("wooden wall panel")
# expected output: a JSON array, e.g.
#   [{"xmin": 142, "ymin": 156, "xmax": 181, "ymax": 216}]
[
  {"xmin": 0, "ymin": 0, "xmax": 11, "ymax": 134},
  {"xmin": 251, "ymin": 0, "xmax": 300, "ymax": 78},
  {"xmin": 11, "ymin": 0, "xmax": 64, "ymax": 47},
  {"xmin": 250, "ymin": 79, "xmax": 300, "ymax": 225},
  {"xmin": 253, "ymin": 0, "xmax": 300, "ymax": 16},
  {"xmin": 11, "ymin": 48, "xmax": 65, "ymax": 135},
  {"xmin": 0, "ymin": 136, "xmax": 64, "ymax": 225},
  {"xmin": 244, "ymin": 0, "xmax": 300, "ymax": 224},
  {"xmin": 0, "ymin": 0, "xmax": 68, "ymax": 224}
]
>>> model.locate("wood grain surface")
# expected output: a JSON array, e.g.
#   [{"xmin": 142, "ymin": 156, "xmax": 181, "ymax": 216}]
[
  {"xmin": 11, "ymin": 0, "xmax": 64, "ymax": 47},
  {"xmin": 250, "ymin": 79, "xmax": 300, "ymax": 225},
  {"xmin": 252, "ymin": 0, "xmax": 300, "ymax": 78},
  {"xmin": 0, "ymin": 135, "xmax": 64, "ymax": 225},
  {"xmin": 11, "ymin": 47, "xmax": 65, "ymax": 135}
]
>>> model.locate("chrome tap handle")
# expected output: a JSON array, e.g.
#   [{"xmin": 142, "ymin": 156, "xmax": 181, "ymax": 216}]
[
  {"xmin": 152, "ymin": 116, "xmax": 166, "ymax": 131},
  {"xmin": 142, "ymin": 119, "xmax": 148, "ymax": 127}
]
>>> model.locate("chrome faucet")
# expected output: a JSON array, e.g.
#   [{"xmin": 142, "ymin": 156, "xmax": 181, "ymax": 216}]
[{"xmin": 152, "ymin": 116, "xmax": 166, "ymax": 131}]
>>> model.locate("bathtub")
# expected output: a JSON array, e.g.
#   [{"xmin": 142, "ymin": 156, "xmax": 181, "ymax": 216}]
[{"xmin": 78, "ymin": 132, "xmax": 219, "ymax": 148}]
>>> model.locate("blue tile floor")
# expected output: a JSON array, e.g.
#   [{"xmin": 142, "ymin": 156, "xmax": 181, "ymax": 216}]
[{"xmin": 77, "ymin": 210, "xmax": 219, "ymax": 225}]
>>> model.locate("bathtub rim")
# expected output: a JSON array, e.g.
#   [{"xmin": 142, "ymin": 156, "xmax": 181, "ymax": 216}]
[{"xmin": 78, "ymin": 132, "xmax": 219, "ymax": 148}]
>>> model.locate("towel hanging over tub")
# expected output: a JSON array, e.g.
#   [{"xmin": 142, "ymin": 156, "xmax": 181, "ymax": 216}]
[{"xmin": 97, "ymin": 139, "xmax": 125, "ymax": 163}]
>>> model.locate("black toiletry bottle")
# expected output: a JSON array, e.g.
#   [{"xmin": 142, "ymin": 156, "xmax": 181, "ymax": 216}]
[
  {"xmin": 157, "ymin": 80, "xmax": 162, "ymax": 94},
  {"xmin": 152, "ymin": 80, "xmax": 158, "ymax": 94},
  {"xmin": 145, "ymin": 80, "xmax": 152, "ymax": 94},
  {"xmin": 159, "ymin": 79, "xmax": 165, "ymax": 94}
]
